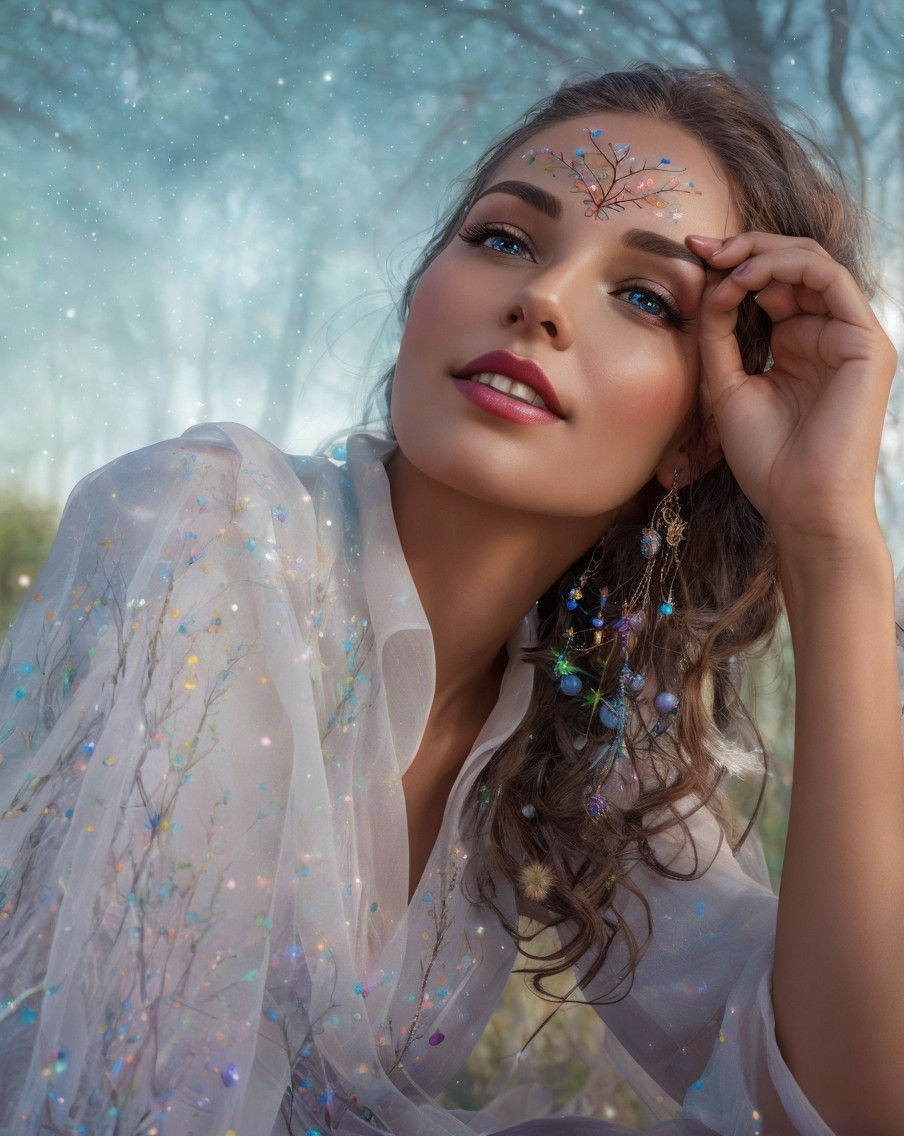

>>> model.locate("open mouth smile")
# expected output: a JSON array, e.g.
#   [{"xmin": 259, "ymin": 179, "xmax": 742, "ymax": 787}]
[
  {"xmin": 467, "ymin": 372, "xmax": 549, "ymax": 410},
  {"xmin": 453, "ymin": 350, "xmax": 564, "ymax": 424}
]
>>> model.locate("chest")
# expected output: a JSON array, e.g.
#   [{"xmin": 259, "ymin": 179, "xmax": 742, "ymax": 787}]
[{"xmin": 401, "ymin": 714, "xmax": 489, "ymax": 902}]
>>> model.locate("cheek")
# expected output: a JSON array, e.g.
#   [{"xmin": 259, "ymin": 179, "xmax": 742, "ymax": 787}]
[
  {"xmin": 599, "ymin": 346, "xmax": 700, "ymax": 426},
  {"xmin": 586, "ymin": 350, "xmax": 701, "ymax": 472},
  {"xmin": 391, "ymin": 271, "xmax": 449, "ymax": 430},
  {"xmin": 402, "ymin": 257, "xmax": 466, "ymax": 345},
  {"xmin": 407, "ymin": 264, "xmax": 447, "ymax": 325}
]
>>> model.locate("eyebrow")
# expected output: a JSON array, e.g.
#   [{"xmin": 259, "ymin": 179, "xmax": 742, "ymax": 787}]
[
  {"xmin": 474, "ymin": 180, "xmax": 563, "ymax": 220},
  {"xmin": 621, "ymin": 228, "xmax": 707, "ymax": 272},
  {"xmin": 472, "ymin": 183, "xmax": 707, "ymax": 271}
]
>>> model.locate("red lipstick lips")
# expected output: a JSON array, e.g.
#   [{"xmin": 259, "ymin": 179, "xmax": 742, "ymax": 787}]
[{"xmin": 453, "ymin": 350, "xmax": 564, "ymax": 425}]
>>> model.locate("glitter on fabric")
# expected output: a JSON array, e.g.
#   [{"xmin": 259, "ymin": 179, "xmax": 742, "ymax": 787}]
[{"xmin": 0, "ymin": 424, "xmax": 836, "ymax": 1135}]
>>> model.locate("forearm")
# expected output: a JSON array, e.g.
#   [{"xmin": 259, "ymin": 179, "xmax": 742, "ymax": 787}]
[{"xmin": 772, "ymin": 527, "xmax": 904, "ymax": 1133}]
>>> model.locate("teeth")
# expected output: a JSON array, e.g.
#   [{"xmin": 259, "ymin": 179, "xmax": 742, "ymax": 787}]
[{"xmin": 469, "ymin": 373, "xmax": 548, "ymax": 410}]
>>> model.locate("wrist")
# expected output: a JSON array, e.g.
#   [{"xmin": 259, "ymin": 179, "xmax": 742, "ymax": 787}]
[
  {"xmin": 773, "ymin": 518, "xmax": 890, "ymax": 577},
  {"xmin": 777, "ymin": 526, "xmax": 894, "ymax": 624}
]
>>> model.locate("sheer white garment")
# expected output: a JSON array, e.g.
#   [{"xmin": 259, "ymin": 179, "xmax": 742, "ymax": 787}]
[{"xmin": 0, "ymin": 424, "xmax": 834, "ymax": 1135}]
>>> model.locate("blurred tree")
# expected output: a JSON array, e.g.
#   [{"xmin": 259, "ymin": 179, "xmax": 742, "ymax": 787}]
[
  {"xmin": 1, "ymin": 1, "xmax": 899, "ymax": 480},
  {"xmin": 0, "ymin": 489, "xmax": 58, "ymax": 642}
]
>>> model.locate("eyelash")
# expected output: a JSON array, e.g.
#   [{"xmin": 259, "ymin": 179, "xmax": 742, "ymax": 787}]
[
  {"xmin": 457, "ymin": 221, "xmax": 691, "ymax": 329},
  {"xmin": 458, "ymin": 220, "xmax": 535, "ymax": 259},
  {"xmin": 617, "ymin": 284, "xmax": 691, "ymax": 330}
]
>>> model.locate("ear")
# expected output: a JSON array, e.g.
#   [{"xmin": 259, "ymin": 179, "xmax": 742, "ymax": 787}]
[{"xmin": 653, "ymin": 415, "xmax": 723, "ymax": 490}]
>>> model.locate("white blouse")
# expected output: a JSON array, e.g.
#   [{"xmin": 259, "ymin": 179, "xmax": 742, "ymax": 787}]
[{"xmin": 0, "ymin": 424, "xmax": 835, "ymax": 1135}]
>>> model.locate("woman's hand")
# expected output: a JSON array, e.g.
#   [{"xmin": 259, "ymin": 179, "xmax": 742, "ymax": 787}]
[
  {"xmin": 685, "ymin": 232, "xmax": 897, "ymax": 561},
  {"xmin": 687, "ymin": 232, "xmax": 904, "ymax": 1133}
]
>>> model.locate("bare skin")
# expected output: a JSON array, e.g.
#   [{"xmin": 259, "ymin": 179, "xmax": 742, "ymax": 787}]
[
  {"xmin": 694, "ymin": 229, "xmax": 903, "ymax": 1133},
  {"xmin": 390, "ymin": 464, "xmax": 605, "ymax": 893},
  {"xmin": 389, "ymin": 114, "xmax": 902, "ymax": 1131}
]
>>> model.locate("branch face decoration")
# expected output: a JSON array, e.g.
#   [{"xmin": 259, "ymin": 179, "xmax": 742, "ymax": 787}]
[{"xmin": 524, "ymin": 129, "xmax": 701, "ymax": 222}]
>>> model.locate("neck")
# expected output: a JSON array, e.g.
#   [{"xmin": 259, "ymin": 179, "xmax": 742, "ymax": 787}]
[{"xmin": 386, "ymin": 448, "xmax": 611, "ymax": 707}]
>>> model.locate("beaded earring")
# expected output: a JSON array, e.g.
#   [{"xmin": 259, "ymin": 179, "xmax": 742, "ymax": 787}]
[{"xmin": 553, "ymin": 473, "xmax": 687, "ymax": 820}]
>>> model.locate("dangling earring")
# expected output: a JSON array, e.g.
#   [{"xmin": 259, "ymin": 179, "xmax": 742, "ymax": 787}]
[
  {"xmin": 632, "ymin": 470, "xmax": 687, "ymax": 621},
  {"xmin": 553, "ymin": 471, "xmax": 689, "ymax": 820}
]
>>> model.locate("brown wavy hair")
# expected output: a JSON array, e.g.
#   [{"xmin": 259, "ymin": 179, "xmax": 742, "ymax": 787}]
[{"xmin": 370, "ymin": 64, "xmax": 873, "ymax": 998}]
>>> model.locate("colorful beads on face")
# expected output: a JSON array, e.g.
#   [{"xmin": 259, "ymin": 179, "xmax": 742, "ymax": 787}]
[{"xmin": 524, "ymin": 129, "xmax": 701, "ymax": 223}]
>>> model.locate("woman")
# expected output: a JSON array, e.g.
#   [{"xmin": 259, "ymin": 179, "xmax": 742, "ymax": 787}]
[{"xmin": 0, "ymin": 65, "xmax": 900, "ymax": 1135}]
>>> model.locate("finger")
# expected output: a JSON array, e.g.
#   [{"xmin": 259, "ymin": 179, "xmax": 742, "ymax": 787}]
[
  {"xmin": 688, "ymin": 230, "xmax": 832, "ymax": 268},
  {"xmin": 752, "ymin": 280, "xmax": 829, "ymax": 322},
  {"xmin": 695, "ymin": 270, "xmax": 749, "ymax": 406},
  {"xmin": 689, "ymin": 235, "xmax": 872, "ymax": 328}
]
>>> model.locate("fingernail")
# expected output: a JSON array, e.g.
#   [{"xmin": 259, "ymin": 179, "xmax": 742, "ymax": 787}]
[
  {"xmin": 686, "ymin": 234, "xmax": 723, "ymax": 249},
  {"xmin": 731, "ymin": 260, "xmax": 753, "ymax": 277}
]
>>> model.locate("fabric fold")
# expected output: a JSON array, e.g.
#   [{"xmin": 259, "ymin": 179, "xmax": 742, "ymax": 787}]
[{"xmin": 0, "ymin": 423, "xmax": 851, "ymax": 1134}]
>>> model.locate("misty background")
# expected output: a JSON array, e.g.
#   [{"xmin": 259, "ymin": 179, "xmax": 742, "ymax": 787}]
[{"xmin": 1, "ymin": 0, "xmax": 901, "ymax": 529}]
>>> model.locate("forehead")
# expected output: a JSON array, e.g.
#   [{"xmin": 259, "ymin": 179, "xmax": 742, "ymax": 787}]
[{"xmin": 488, "ymin": 112, "xmax": 737, "ymax": 237}]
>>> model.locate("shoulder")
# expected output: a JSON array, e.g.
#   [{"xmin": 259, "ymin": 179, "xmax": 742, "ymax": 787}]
[
  {"xmin": 70, "ymin": 422, "xmax": 313, "ymax": 513},
  {"xmin": 57, "ymin": 422, "xmax": 344, "ymax": 550},
  {"xmin": 23, "ymin": 424, "xmax": 344, "ymax": 638}
]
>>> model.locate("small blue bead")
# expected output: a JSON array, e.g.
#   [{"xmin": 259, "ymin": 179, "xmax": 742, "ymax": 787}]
[
  {"xmin": 640, "ymin": 529, "xmax": 662, "ymax": 559},
  {"xmin": 585, "ymin": 793, "xmax": 607, "ymax": 818},
  {"xmin": 559, "ymin": 674, "xmax": 583, "ymax": 696},
  {"xmin": 220, "ymin": 1064, "xmax": 240, "ymax": 1087},
  {"xmin": 599, "ymin": 701, "xmax": 620, "ymax": 729},
  {"xmin": 654, "ymin": 691, "xmax": 679, "ymax": 716},
  {"xmin": 565, "ymin": 600, "xmax": 578, "ymax": 611},
  {"xmin": 659, "ymin": 601, "xmax": 674, "ymax": 616},
  {"xmin": 626, "ymin": 672, "xmax": 645, "ymax": 694},
  {"xmin": 591, "ymin": 617, "xmax": 604, "ymax": 628}
]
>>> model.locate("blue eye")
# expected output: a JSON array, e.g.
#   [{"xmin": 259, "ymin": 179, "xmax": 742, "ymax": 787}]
[
  {"xmin": 625, "ymin": 288, "xmax": 667, "ymax": 317},
  {"xmin": 618, "ymin": 284, "xmax": 690, "ymax": 328},
  {"xmin": 485, "ymin": 233, "xmax": 527, "ymax": 256},
  {"xmin": 458, "ymin": 221, "xmax": 535, "ymax": 260}
]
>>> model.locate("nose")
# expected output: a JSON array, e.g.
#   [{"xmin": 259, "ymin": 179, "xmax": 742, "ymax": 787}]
[{"xmin": 500, "ymin": 264, "xmax": 578, "ymax": 349}]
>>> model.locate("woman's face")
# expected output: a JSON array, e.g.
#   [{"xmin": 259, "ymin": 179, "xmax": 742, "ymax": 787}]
[{"xmin": 391, "ymin": 112, "xmax": 739, "ymax": 522}]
